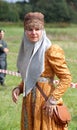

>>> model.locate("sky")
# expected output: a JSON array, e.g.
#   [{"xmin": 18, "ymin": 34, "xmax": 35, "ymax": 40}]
[{"xmin": 4, "ymin": 0, "xmax": 29, "ymax": 3}]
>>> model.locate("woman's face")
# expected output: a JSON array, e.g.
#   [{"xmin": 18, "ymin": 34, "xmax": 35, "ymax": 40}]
[{"xmin": 25, "ymin": 27, "xmax": 43, "ymax": 43}]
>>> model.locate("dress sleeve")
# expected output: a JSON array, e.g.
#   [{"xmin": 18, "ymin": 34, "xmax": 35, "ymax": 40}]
[
  {"xmin": 47, "ymin": 44, "xmax": 72, "ymax": 100},
  {"xmin": 18, "ymin": 81, "xmax": 24, "ymax": 94}
]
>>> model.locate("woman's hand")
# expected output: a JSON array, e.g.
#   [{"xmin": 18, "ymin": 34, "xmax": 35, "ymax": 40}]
[
  {"xmin": 12, "ymin": 87, "xmax": 20, "ymax": 103},
  {"xmin": 43, "ymin": 100, "xmax": 56, "ymax": 117},
  {"xmin": 43, "ymin": 96, "xmax": 57, "ymax": 117}
]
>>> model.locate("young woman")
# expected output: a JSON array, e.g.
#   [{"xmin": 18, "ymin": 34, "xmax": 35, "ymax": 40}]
[{"xmin": 12, "ymin": 12, "xmax": 71, "ymax": 130}]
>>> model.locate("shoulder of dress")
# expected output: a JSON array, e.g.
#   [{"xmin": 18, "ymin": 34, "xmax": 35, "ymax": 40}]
[
  {"xmin": 46, "ymin": 44, "xmax": 65, "ymax": 58},
  {"xmin": 46, "ymin": 44, "xmax": 63, "ymax": 52}
]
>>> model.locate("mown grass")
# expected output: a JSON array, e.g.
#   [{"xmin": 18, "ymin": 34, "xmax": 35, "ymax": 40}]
[{"xmin": 0, "ymin": 23, "xmax": 77, "ymax": 130}]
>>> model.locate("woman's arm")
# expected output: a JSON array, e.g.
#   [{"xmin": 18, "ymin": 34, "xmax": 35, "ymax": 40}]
[{"xmin": 12, "ymin": 81, "xmax": 24, "ymax": 103}]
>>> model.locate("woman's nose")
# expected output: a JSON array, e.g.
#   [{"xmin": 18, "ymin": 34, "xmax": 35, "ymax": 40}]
[{"xmin": 32, "ymin": 29, "xmax": 36, "ymax": 34}]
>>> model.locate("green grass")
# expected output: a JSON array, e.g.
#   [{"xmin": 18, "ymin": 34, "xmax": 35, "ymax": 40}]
[{"xmin": 0, "ymin": 23, "xmax": 77, "ymax": 130}]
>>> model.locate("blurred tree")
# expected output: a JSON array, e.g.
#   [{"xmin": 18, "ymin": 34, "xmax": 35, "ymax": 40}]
[
  {"xmin": 8, "ymin": 4, "xmax": 19, "ymax": 22},
  {"xmin": 0, "ymin": 1, "xmax": 19, "ymax": 22},
  {"xmin": 16, "ymin": 2, "xmax": 32, "ymax": 20},
  {"xmin": 29, "ymin": 0, "xmax": 70, "ymax": 22},
  {"xmin": 0, "ymin": 1, "xmax": 9, "ymax": 21},
  {"xmin": 0, "ymin": 0, "xmax": 77, "ymax": 23}
]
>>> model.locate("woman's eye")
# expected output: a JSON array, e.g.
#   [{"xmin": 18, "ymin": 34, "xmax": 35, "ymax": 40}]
[
  {"xmin": 28, "ymin": 29, "xmax": 33, "ymax": 31},
  {"xmin": 26, "ymin": 28, "xmax": 41, "ymax": 32},
  {"xmin": 35, "ymin": 28, "xmax": 39, "ymax": 30}
]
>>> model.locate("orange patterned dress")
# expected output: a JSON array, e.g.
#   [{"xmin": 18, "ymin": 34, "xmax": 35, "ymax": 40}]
[{"xmin": 18, "ymin": 44, "xmax": 72, "ymax": 130}]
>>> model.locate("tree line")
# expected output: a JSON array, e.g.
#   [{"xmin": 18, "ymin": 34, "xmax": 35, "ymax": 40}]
[{"xmin": 0, "ymin": 0, "xmax": 77, "ymax": 23}]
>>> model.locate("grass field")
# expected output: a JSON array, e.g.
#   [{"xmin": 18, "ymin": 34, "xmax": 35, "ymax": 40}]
[{"xmin": 0, "ymin": 23, "xmax": 77, "ymax": 130}]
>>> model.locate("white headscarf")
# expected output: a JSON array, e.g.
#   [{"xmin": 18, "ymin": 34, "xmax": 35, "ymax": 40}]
[{"xmin": 17, "ymin": 30, "xmax": 51, "ymax": 96}]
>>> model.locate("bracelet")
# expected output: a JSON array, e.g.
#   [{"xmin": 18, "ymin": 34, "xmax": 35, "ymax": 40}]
[{"xmin": 48, "ymin": 96, "xmax": 57, "ymax": 105}]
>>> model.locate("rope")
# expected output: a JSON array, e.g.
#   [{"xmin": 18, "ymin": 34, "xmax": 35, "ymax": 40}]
[{"xmin": 0, "ymin": 69, "xmax": 77, "ymax": 88}]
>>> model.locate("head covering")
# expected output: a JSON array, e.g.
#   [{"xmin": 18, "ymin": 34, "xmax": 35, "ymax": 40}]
[
  {"xmin": 24, "ymin": 12, "xmax": 44, "ymax": 30},
  {"xmin": 17, "ymin": 12, "xmax": 51, "ymax": 96}
]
